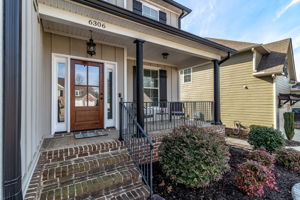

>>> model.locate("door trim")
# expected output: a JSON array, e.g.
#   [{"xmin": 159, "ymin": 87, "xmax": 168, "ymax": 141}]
[{"xmin": 51, "ymin": 53, "xmax": 118, "ymax": 134}]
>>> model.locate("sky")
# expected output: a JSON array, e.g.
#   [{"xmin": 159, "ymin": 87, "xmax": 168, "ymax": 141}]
[{"xmin": 176, "ymin": 0, "xmax": 300, "ymax": 80}]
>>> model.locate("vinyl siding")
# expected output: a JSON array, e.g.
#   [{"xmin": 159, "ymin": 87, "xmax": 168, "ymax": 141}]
[
  {"xmin": 220, "ymin": 52, "xmax": 274, "ymax": 128},
  {"xmin": 180, "ymin": 51, "xmax": 275, "ymax": 128},
  {"xmin": 127, "ymin": 60, "xmax": 179, "ymax": 101},
  {"xmin": 179, "ymin": 63, "xmax": 214, "ymax": 101},
  {"xmin": 21, "ymin": 0, "xmax": 50, "ymax": 193}
]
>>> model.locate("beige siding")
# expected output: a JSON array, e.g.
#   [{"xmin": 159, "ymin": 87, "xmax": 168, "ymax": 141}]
[
  {"xmin": 127, "ymin": 60, "xmax": 178, "ymax": 101},
  {"xmin": 180, "ymin": 51, "xmax": 275, "ymax": 128},
  {"xmin": 21, "ymin": 0, "xmax": 50, "ymax": 192},
  {"xmin": 220, "ymin": 52, "xmax": 274, "ymax": 128},
  {"xmin": 180, "ymin": 63, "xmax": 214, "ymax": 101}
]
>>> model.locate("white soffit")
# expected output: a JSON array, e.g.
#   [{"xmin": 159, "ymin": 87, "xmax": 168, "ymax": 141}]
[{"xmin": 38, "ymin": 1, "xmax": 222, "ymax": 60}]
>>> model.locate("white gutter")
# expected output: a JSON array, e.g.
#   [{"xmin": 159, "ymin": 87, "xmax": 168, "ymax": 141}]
[{"xmin": 253, "ymin": 71, "xmax": 284, "ymax": 77}]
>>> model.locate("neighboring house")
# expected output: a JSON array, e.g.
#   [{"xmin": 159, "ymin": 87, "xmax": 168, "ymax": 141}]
[
  {"xmin": 1, "ymin": 0, "xmax": 236, "ymax": 199},
  {"xmin": 180, "ymin": 38, "xmax": 297, "ymax": 132}
]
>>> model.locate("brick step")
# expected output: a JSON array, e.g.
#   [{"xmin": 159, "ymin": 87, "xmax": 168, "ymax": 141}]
[
  {"xmin": 39, "ymin": 141, "xmax": 126, "ymax": 164},
  {"xmin": 41, "ymin": 150, "xmax": 132, "ymax": 185},
  {"xmin": 96, "ymin": 182, "xmax": 150, "ymax": 200},
  {"xmin": 39, "ymin": 166, "xmax": 143, "ymax": 200}
]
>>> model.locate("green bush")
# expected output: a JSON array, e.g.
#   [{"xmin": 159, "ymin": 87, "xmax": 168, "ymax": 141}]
[
  {"xmin": 248, "ymin": 126, "xmax": 285, "ymax": 153},
  {"xmin": 159, "ymin": 126, "xmax": 230, "ymax": 188},
  {"xmin": 276, "ymin": 148, "xmax": 300, "ymax": 172},
  {"xmin": 284, "ymin": 112, "xmax": 295, "ymax": 140}
]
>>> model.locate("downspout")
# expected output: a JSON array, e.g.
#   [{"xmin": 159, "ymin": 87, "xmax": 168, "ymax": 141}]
[
  {"xmin": 213, "ymin": 52, "xmax": 231, "ymax": 125},
  {"xmin": 3, "ymin": 0, "xmax": 23, "ymax": 199},
  {"xmin": 218, "ymin": 52, "xmax": 231, "ymax": 65},
  {"xmin": 178, "ymin": 9, "xmax": 184, "ymax": 29}
]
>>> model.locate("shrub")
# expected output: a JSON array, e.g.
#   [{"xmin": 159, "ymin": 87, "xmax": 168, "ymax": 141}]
[
  {"xmin": 247, "ymin": 148, "xmax": 275, "ymax": 168},
  {"xmin": 235, "ymin": 160, "xmax": 277, "ymax": 197},
  {"xmin": 248, "ymin": 126, "xmax": 285, "ymax": 153},
  {"xmin": 276, "ymin": 148, "xmax": 300, "ymax": 172},
  {"xmin": 284, "ymin": 112, "xmax": 295, "ymax": 140},
  {"xmin": 159, "ymin": 126, "xmax": 230, "ymax": 188}
]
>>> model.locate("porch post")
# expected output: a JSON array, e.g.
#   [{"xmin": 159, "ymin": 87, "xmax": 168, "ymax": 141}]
[
  {"xmin": 134, "ymin": 39, "xmax": 145, "ymax": 129},
  {"xmin": 3, "ymin": 0, "xmax": 23, "ymax": 199},
  {"xmin": 213, "ymin": 60, "xmax": 221, "ymax": 125}
]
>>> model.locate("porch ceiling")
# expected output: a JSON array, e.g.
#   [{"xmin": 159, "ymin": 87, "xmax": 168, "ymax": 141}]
[{"xmin": 42, "ymin": 19, "xmax": 209, "ymax": 68}]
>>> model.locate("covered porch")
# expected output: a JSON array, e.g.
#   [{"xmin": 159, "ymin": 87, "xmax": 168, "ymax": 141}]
[{"xmin": 38, "ymin": 0, "xmax": 232, "ymax": 136}]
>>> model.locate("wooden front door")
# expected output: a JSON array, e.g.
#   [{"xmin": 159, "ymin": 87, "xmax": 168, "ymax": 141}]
[{"xmin": 71, "ymin": 59, "xmax": 104, "ymax": 131}]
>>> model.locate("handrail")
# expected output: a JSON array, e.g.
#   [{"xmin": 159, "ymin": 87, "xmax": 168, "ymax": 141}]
[
  {"xmin": 119, "ymin": 100, "xmax": 154, "ymax": 198},
  {"xmin": 123, "ymin": 104, "xmax": 154, "ymax": 148}
]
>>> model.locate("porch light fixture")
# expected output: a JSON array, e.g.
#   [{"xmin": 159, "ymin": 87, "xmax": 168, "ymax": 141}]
[
  {"xmin": 162, "ymin": 52, "xmax": 169, "ymax": 59},
  {"xmin": 87, "ymin": 30, "xmax": 96, "ymax": 56}
]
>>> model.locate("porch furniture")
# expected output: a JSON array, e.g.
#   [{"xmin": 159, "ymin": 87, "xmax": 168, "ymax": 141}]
[
  {"xmin": 169, "ymin": 102, "xmax": 185, "ymax": 122},
  {"xmin": 194, "ymin": 112, "xmax": 204, "ymax": 121}
]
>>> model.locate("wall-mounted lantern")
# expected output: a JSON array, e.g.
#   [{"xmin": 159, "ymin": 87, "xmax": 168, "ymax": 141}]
[
  {"xmin": 87, "ymin": 30, "xmax": 96, "ymax": 56},
  {"xmin": 162, "ymin": 52, "xmax": 169, "ymax": 59}
]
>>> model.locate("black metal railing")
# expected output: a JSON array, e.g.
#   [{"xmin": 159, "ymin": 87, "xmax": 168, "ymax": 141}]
[
  {"xmin": 144, "ymin": 101, "xmax": 214, "ymax": 132},
  {"xmin": 119, "ymin": 99, "xmax": 154, "ymax": 197},
  {"xmin": 121, "ymin": 101, "xmax": 214, "ymax": 133}
]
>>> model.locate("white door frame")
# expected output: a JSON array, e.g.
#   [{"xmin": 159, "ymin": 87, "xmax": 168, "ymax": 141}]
[{"xmin": 51, "ymin": 53, "xmax": 118, "ymax": 134}]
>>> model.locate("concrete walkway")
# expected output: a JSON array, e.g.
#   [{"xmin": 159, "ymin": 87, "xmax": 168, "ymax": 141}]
[{"xmin": 225, "ymin": 137, "xmax": 300, "ymax": 152}]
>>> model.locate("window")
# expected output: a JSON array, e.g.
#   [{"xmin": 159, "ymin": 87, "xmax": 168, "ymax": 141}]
[
  {"xmin": 57, "ymin": 63, "xmax": 65, "ymax": 123},
  {"xmin": 144, "ymin": 69, "xmax": 159, "ymax": 103},
  {"xmin": 142, "ymin": 3, "xmax": 159, "ymax": 21},
  {"xmin": 107, "ymin": 69, "xmax": 113, "ymax": 120},
  {"xmin": 181, "ymin": 68, "xmax": 192, "ymax": 83}
]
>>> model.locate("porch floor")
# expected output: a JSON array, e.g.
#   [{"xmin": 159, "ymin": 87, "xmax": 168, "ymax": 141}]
[{"xmin": 42, "ymin": 121, "xmax": 212, "ymax": 151}]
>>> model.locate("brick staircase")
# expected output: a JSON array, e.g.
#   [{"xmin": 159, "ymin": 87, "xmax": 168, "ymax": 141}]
[{"xmin": 24, "ymin": 141, "xmax": 150, "ymax": 200}]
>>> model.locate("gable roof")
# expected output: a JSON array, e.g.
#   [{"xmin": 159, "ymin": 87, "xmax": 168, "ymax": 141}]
[
  {"xmin": 257, "ymin": 38, "xmax": 291, "ymax": 74},
  {"xmin": 205, "ymin": 38, "xmax": 259, "ymax": 51},
  {"xmin": 206, "ymin": 37, "xmax": 295, "ymax": 80}
]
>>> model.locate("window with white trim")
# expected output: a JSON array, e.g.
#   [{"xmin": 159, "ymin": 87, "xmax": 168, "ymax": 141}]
[
  {"xmin": 142, "ymin": 3, "xmax": 159, "ymax": 21},
  {"xmin": 144, "ymin": 69, "xmax": 159, "ymax": 103},
  {"xmin": 180, "ymin": 68, "xmax": 192, "ymax": 83}
]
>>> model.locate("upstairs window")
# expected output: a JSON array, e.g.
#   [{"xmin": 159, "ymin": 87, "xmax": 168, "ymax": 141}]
[
  {"xmin": 142, "ymin": 3, "xmax": 159, "ymax": 21},
  {"xmin": 180, "ymin": 68, "xmax": 192, "ymax": 83}
]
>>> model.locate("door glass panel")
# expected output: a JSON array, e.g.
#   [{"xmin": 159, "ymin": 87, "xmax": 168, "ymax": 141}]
[
  {"xmin": 107, "ymin": 70, "xmax": 113, "ymax": 119},
  {"xmin": 88, "ymin": 66, "xmax": 99, "ymax": 86},
  {"xmin": 88, "ymin": 87, "xmax": 99, "ymax": 106},
  {"xmin": 75, "ymin": 86, "xmax": 87, "ymax": 107},
  {"xmin": 75, "ymin": 64, "xmax": 87, "ymax": 85},
  {"xmin": 57, "ymin": 63, "xmax": 65, "ymax": 123}
]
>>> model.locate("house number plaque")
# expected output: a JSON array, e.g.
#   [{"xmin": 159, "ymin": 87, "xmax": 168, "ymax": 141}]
[{"xmin": 88, "ymin": 19, "xmax": 106, "ymax": 29}]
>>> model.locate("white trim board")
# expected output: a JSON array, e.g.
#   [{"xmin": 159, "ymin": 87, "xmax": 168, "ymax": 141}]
[{"xmin": 51, "ymin": 53, "xmax": 118, "ymax": 134}]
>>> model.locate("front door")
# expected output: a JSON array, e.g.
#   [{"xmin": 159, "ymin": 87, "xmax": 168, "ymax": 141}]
[{"xmin": 71, "ymin": 59, "xmax": 104, "ymax": 131}]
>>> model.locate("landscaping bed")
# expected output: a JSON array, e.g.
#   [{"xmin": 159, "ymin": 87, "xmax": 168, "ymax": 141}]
[{"xmin": 153, "ymin": 147, "xmax": 300, "ymax": 200}]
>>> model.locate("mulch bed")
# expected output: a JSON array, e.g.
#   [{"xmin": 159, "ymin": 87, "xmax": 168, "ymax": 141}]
[
  {"xmin": 153, "ymin": 147, "xmax": 300, "ymax": 200},
  {"xmin": 286, "ymin": 139, "xmax": 300, "ymax": 147}
]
